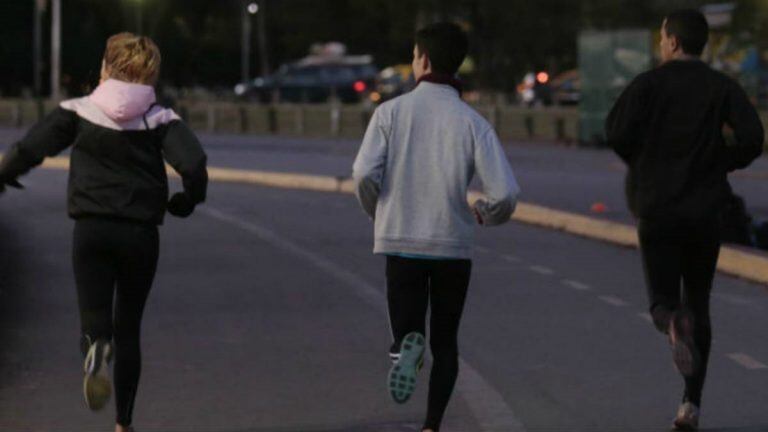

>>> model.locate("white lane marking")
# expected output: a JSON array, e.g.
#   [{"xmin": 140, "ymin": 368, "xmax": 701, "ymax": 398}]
[
  {"xmin": 561, "ymin": 279, "xmax": 591, "ymax": 291},
  {"xmin": 638, "ymin": 312, "xmax": 654, "ymax": 324},
  {"xmin": 598, "ymin": 295, "xmax": 629, "ymax": 307},
  {"xmin": 459, "ymin": 358, "xmax": 527, "ymax": 432},
  {"xmin": 502, "ymin": 255, "xmax": 520, "ymax": 263},
  {"xmin": 727, "ymin": 353, "xmax": 768, "ymax": 370},
  {"xmin": 528, "ymin": 265, "xmax": 554, "ymax": 276},
  {"xmin": 713, "ymin": 292, "xmax": 753, "ymax": 307},
  {"xmin": 476, "ymin": 246, "xmax": 491, "ymax": 254},
  {"xmin": 201, "ymin": 207, "xmax": 527, "ymax": 432}
]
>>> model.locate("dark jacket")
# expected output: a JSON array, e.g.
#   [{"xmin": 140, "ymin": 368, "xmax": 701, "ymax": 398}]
[
  {"xmin": 0, "ymin": 80, "xmax": 207, "ymax": 225},
  {"xmin": 606, "ymin": 59, "xmax": 763, "ymax": 220}
]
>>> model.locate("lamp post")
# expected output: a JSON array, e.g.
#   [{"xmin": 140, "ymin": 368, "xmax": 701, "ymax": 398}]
[
  {"xmin": 241, "ymin": 1, "xmax": 256, "ymax": 85},
  {"xmin": 51, "ymin": 0, "xmax": 61, "ymax": 100},
  {"xmin": 33, "ymin": 0, "xmax": 46, "ymax": 98}
]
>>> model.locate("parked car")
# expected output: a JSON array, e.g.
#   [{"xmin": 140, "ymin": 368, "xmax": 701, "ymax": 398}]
[
  {"xmin": 516, "ymin": 69, "xmax": 580, "ymax": 107},
  {"xmin": 235, "ymin": 53, "xmax": 378, "ymax": 104},
  {"xmin": 371, "ymin": 64, "xmax": 415, "ymax": 103},
  {"xmin": 551, "ymin": 69, "xmax": 580, "ymax": 106}
]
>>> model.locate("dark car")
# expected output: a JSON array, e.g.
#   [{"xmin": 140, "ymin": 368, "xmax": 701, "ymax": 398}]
[{"xmin": 236, "ymin": 58, "xmax": 378, "ymax": 104}]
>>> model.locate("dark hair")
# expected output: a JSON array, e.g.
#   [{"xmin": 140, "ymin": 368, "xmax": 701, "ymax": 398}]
[
  {"xmin": 664, "ymin": 9, "xmax": 709, "ymax": 56},
  {"xmin": 415, "ymin": 22, "xmax": 468, "ymax": 75}
]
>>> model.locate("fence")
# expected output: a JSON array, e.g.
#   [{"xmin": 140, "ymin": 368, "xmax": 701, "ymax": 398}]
[{"xmin": 4, "ymin": 99, "xmax": 767, "ymax": 147}]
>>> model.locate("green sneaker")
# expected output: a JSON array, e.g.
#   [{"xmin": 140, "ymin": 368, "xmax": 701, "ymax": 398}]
[
  {"xmin": 388, "ymin": 332, "xmax": 425, "ymax": 404},
  {"xmin": 83, "ymin": 339, "xmax": 112, "ymax": 411}
]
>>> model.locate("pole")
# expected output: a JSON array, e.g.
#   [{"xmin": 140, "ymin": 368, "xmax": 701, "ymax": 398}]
[
  {"xmin": 51, "ymin": 0, "xmax": 61, "ymax": 100},
  {"xmin": 242, "ymin": 1, "xmax": 251, "ymax": 84},
  {"xmin": 34, "ymin": 0, "xmax": 45, "ymax": 97},
  {"xmin": 257, "ymin": 0, "xmax": 270, "ymax": 76}
]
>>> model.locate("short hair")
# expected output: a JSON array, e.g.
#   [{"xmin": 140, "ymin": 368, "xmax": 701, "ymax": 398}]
[
  {"xmin": 664, "ymin": 9, "xmax": 709, "ymax": 56},
  {"xmin": 102, "ymin": 33, "xmax": 161, "ymax": 85},
  {"xmin": 415, "ymin": 22, "xmax": 468, "ymax": 75}
]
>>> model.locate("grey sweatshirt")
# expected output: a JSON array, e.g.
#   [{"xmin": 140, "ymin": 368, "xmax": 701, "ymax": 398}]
[{"xmin": 352, "ymin": 82, "xmax": 520, "ymax": 259}]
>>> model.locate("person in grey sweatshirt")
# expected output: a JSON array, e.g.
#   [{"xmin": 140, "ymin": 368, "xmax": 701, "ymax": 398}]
[{"xmin": 352, "ymin": 22, "xmax": 519, "ymax": 432}]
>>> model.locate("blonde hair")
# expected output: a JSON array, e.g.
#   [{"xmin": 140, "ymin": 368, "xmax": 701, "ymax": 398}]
[{"xmin": 102, "ymin": 32, "xmax": 161, "ymax": 85}]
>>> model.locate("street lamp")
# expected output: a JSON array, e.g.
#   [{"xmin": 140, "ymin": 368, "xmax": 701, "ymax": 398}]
[{"xmin": 241, "ymin": 1, "xmax": 253, "ymax": 85}]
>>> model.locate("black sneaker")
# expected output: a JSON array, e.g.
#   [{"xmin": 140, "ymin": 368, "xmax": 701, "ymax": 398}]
[
  {"xmin": 669, "ymin": 310, "xmax": 699, "ymax": 378},
  {"xmin": 83, "ymin": 339, "xmax": 112, "ymax": 410},
  {"xmin": 388, "ymin": 332, "xmax": 425, "ymax": 404}
]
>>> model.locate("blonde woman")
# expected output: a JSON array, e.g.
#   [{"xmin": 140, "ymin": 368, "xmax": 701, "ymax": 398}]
[{"xmin": 0, "ymin": 33, "xmax": 208, "ymax": 432}]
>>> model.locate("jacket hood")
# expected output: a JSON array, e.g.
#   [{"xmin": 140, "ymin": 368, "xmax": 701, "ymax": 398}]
[{"xmin": 89, "ymin": 79, "xmax": 156, "ymax": 122}]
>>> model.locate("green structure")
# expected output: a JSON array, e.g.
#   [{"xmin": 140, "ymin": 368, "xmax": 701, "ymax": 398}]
[{"xmin": 579, "ymin": 30, "xmax": 653, "ymax": 144}]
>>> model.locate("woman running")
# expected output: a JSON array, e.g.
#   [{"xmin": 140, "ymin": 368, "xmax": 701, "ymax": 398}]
[{"xmin": 0, "ymin": 33, "xmax": 208, "ymax": 432}]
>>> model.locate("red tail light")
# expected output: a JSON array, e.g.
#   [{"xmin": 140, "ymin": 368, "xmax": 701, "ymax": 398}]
[{"xmin": 353, "ymin": 80, "xmax": 367, "ymax": 93}]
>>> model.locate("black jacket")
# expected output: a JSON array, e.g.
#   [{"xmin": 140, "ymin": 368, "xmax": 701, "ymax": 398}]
[
  {"xmin": 0, "ymin": 98, "xmax": 207, "ymax": 225},
  {"xmin": 606, "ymin": 60, "xmax": 763, "ymax": 220}
]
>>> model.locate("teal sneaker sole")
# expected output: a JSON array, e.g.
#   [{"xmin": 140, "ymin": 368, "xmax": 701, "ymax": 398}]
[{"xmin": 388, "ymin": 332, "xmax": 425, "ymax": 404}]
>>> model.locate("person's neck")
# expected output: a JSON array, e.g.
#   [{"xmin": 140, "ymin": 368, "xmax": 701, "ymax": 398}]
[{"xmin": 666, "ymin": 53, "xmax": 700, "ymax": 63}]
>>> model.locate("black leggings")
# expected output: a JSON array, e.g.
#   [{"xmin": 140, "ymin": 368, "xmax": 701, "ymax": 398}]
[
  {"xmin": 639, "ymin": 217, "xmax": 720, "ymax": 407},
  {"xmin": 73, "ymin": 218, "xmax": 159, "ymax": 426},
  {"xmin": 386, "ymin": 255, "xmax": 471, "ymax": 432}
]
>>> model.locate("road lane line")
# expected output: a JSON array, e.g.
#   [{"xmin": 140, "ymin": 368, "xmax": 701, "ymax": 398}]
[
  {"xmin": 727, "ymin": 353, "xmax": 768, "ymax": 370},
  {"xmin": 502, "ymin": 255, "xmax": 521, "ymax": 263},
  {"xmin": 528, "ymin": 265, "xmax": 554, "ymax": 276},
  {"xmin": 637, "ymin": 312, "xmax": 653, "ymax": 324},
  {"xmin": 560, "ymin": 279, "xmax": 591, "ymax": 291},
  {"xmin": 200, "ymin": 207, "xmax": 527, "ymax": 432},
  {"xmin": 598, "ymin": 295, "xmax": 629, "ymax": 307}
]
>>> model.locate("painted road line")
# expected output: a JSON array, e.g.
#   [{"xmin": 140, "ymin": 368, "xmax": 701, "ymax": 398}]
[
  {"xmin": 598, "ymin": 295, "xmax": 629, "ymax": 307},
  {"xmin": 637, "ymin": 312, "xmax": 653, "ymax": 324},
  {"xmin": 13, "ymin": 155, "xmax": 768, "ymax": 287},
  {"xmin": 561, "ymin": 279, "xmax": 591, "ymax": 291},
  {"xmin": 727, "ymin": 353, "xmax": 768, "ymax": 370},
  {"xmin": 529, "ymin": 265, "xmax": 555, "ymax": 276},
  {"xmin": 502, "ymin": 255, "xmax": 521, "ymax": 263},
  {"xmin": 200, "ymin": 207, "xmax": 527, "ymax": 432}
]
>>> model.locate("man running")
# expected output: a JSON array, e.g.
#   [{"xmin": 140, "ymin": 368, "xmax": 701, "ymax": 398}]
[
  {"xmin": 352, "ymin": 22, "xmax": 520, "ymax": 432},
  {"xmin": 606, "ymin": 9, "xmax": 763, "ymax": 430}
]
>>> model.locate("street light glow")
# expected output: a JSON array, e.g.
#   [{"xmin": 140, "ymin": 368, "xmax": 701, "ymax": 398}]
[{"xmin": 247, "ymin": 3, "xmax": 259, "ymax": 14}]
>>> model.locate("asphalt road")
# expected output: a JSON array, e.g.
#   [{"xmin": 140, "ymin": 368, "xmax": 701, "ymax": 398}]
[{"xmin": 1, "ymin": 153, "xmax": 768, "ymax": 431}]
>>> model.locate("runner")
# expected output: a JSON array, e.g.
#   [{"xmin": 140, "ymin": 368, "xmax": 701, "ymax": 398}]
[
  {"xmin": 0, "ymin": 33, "xmax": 208, "ymax": 432},
  {"xmin": 606, "ymin": 9, "xmax": 763, "ymax": 430},
  {"xmin": 352, "ymin": 22, "xmax": 520, "ymax": 432}
]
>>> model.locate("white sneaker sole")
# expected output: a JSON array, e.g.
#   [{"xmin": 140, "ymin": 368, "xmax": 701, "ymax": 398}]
[{"xmin": 83, "ymin": 342, "xmax": 111, "ymax": 411}]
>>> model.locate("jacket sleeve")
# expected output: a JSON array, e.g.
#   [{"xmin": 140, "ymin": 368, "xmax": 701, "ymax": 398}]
[
  {"xmin": 161, "ymin": 121, "xmax": 208, "ymax": 204},
  {"xmin": 0, "ymin": 107, "xmax": 78, "ymax": 182},
  {"xmin": 605, "ymin": 76, "xmax": 649, "ymax": 164},
  {"xmin": 352, "ymin": 106, "xmax": 389, "ymax": 219},
  {"xmin": 473, "ymin": 127, "xmax": 520, "ymax": 226},
  {"xmin": 723, "ymin": 80, "xmax": 764, "ymax": 171}
]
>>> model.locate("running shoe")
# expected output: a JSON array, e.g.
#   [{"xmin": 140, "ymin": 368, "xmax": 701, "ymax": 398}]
[
  {"xmin": 672, "ymin": 401, "xmax": 700, "ymax": 430},
  {"xmin": 388, "ymin": 332, "xmax": 425, "ymax": 404},
  {"xmin": 83, "ymin": 339, "xmax": 112, "ymax": 410}
]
